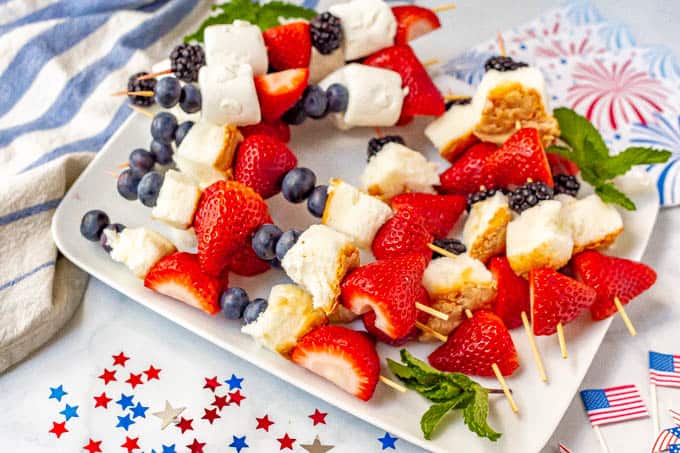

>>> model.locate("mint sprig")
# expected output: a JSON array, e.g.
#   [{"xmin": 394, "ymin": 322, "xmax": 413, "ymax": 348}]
[
  {"xmin": 548, "ymin": 108, "xmax": 671, "ymax": 210},
  {"xmin": 387, "ymin": 350, "xmax": 501, "ymax": 441}
]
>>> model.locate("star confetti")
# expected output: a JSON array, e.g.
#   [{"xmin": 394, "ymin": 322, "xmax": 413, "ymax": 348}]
[
  {"xmin": 83, "ymin": 439, "xmax": 103, "ymax": 453},
  {"xmin": 301, "ymin": 436, "xmax": 334, "ymax": 453},
  {"xmin": 229, "ymin": 435, "xmax": 248, "ymax": 453},
  {"xmin": 212, "ymin": 394, "xmax": 229, "ymax": 411},
  {"xmin": 201, "ymin": 407, "xmax": 220, "ymax": 424},
  {"xmin": 277, "ymin": 433, "xmax": 296, "ymax": 450},
  {"xmin": 112, "ymin": 352, "xmax": 130, "ymax": 367},
  {"xmin": 225, "ymin": 373, "xmax": 244, "ymax": 390},
  {"xmin": 377, "ymin": 432, "xmax": 398, "ymax": 450},
  {"xmin": 59, "ymin": 403, "xmax": 79, "ymax": 421},
  {"xmin": 121, "ymin": 436, "xmax": 140, "ymax": 453},
  {"xmin": 116, "ymin": 393, "xmax": 135, "ymax": 410},
  {"xmin": 98, "ymin": 368, "xmax": 117, "ymax": 385},
  {"xmin": 228, "ymin": 390, "xmax": 246, "ymax": 406},
  {"xmin": 116, "ymin": 414, "xmax": 136, "ymax": 431},
  {"xmin": 144, "ymin": 365, "xmax": 161, "ymax": 381},
  {"xmin": 48, "ymin": 385, "xmax": 68, "ymax": 402},
  {"xmin": 309, "ymin": 409, "xmax": 327, "ymax": 426},
  {"xmin": 255, "ymin": 414, "xmax": 274, "ymax": 432},
  {"xmin": 126, "ymin": 372, "xmax": 144, "ymax": 389},
  {"xmin": 175, "ymin": 417, "xmax": 194, "ymax": 434},
  {"xmin": 161, "ymin": 445, "xmax": 177, "ymax": 453},
  {"xmin": 93, "ymin": 392, "xmax": 112, "ymax": 409},
  {"xmin": 130, "ymin": 402, "xmax": 149, "ymax": 419},
  {"xmin": 153, "ymin": 400, "xmax": 186, "ymax": 430},
  {"xmin": 48, "ymin": 421, "xmax": 68, "ymax": 438},
  {"xmin": 203, "ymin": 376, "xmax": 221, "ymax": 392},
  {"xmin": 187, "ymin": 438, "xmax": 206, "ymax": 453}
]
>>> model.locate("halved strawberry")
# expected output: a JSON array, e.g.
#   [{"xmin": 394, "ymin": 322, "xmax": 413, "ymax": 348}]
[
  {"xmin": 547, "ymin": 152, "xmax": 579, "ymax": 176},
  {"xmin": 364, "ymin": 44, "xmax": 445, "ymax": 121},
  {"xmin": 428, "ymin": 310, "xmax": 519, "ymax": 376},
  {"xmin": 371, "ymin": 207, "xmax": 433, "ymax": 262},
  {"xmin": 227, "ymin": 244, "xmax": 270, "ymax": 277},
  {"xmin": 234, "ymin": 134, "xmax": 298, "ymax": 199},
  {"xmin": 439, "ymin": 142, "xmax": 497, "ymax": 194},
  {"xmin": 391, "ymin": 193, "xmax": 466, "ymax": 238},
  {"xmin": 240, "ymin": 119, "xmax": 291, "ymax": 144},
  {"xmin": 263, "ymin": 22, "xmax": 311, "ymax": 70},
  {"xmin": 486, "ymin": 128, "xmax": 554, "ymax": 188},
  {"xmin": 529, "ymin": 268, "xmax": 596, "ymax": 335},
  {"xmin": 572, "ymin": 251, "xmax": 656, "ymax": 321},
  {"xmin": 144, "ymin": 252, "xmax": 225, "ymax": 315},
  {"xmin": 341, "ymin": 254, "xmax": 427, "ymax": 339},
  {"xmin": 489, "ymin": 256, "xmax": 530, "ymax": 329},
  {"xmin": 254, "ymin": 68, "xmax": 309, "ymax": 122},
  {"xmin": 391, "ymin": 5, "xmax": 441, "ymax": 45},
  {"xmin": 362, "ymin": 285, "xmax": 430, "ymax": 346},
  {"xmin": 291, "ymin": 325, "xmax": 380, "ymax": 401}
]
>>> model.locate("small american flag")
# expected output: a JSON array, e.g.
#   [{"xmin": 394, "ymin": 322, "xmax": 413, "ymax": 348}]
[
  {"xmin": 671, "ymin": 409, "xmax": 680, "ymax": 427},
  {"xmin": 650, "ymin": 427, "xmax": 680, "ymax": 452},
  {"xmin": 670, "ymin": 444, "xmax": 680, "ymax": 453},
  {"xmin": 580, "ymin": 385, "xmax": 648, "ymax": 426},
  {"xmin": 559, "ymin": 442, "xmax": 572, "ymax": 453},
  {"xmin": 650, "ymin": 351, "xmax": 680, "ymax": 388}
]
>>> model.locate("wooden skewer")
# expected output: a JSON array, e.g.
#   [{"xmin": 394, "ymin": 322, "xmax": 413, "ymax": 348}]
[
  {"xmin": 111, "ymin": 90, "xmax": 154, "ymax": 97},
  {"xmin": 422, "ymin": 58, "xmax": 440, "ymax": 67},
  {"xmin": 415, "ymin": 321, "xmax": 448, "ymax": 342},
  {"xmin": 497, "ymin": 31, "xmax": 507, "ymax": 57},
  {"xmin": 117, "ymin": 162, "xmax": 130, "ymax": 169},
  {"xmin": 520, "ymin": 311, "xmax": 548, "ymax": 382},
  {"xmin": 613, "ymin": 296, "xmax": 637, "ymax": 336},
  {"xmin": 556, "ymin": 322, "xmax": 568, "ymax": 359},
  {"xmin": 443, "ymin": 94, "xmax": 472, "ymax": 101},
  {"xmin": 380, "ymin": 375, "xmax": 407, "ymax": 392},
  {"xmin": 137, "ymin": 69, "xmax": 172, "ymax": 80},
  {"xmin": 427, "ymin": 243, "xmax": 460, "ymax": 261},
  {"xmin": 432, "ymin": 4, "xmax": 457, "ymax": 13},
  {"xmin": 128, "ymin": 104, "xmax": 154, "ymax": 118},
  {"xmin": 416, "ymin": 302, "xmax": 449, "ymax": 321},
  {"xmin": 373, "ymin": 127, "xmax": 383, "ymax": 138}
]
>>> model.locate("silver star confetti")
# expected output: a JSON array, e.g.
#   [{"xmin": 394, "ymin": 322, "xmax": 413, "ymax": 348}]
[
  {"xmin": 152, "ymin": 400, "xmax": 186, "ymax": 430},
  {"xmin": 301, "ymin": 435, "xmax": 334, "ymax": 453}
]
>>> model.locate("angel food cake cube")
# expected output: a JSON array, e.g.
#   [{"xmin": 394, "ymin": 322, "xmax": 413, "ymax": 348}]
[
  {"xmin": 204, "ymin": 21, "xmax": 268, "ymax": 76},
  {"xmin": 241, "ymin": 284, "xmax": 327, "ymax": 356},
  {"xmin": 463, "ymin": 192, "xmax": 512, "ymax": 263},
  {"xmin": 560, "ymin": 194, "xmax": 623, "ymax": 253},
  {"xmin": 105, "ymin": 227, "xmax": 176, "ymax": 278},
  {"xmin": 322, "ymin": 179, "xmax": 393, "ymax": 248},
  {"xmin": 506, "ymin": 200, "xmax": 573, "ymax": 275},
  {"xmin": 281, "ymin": 224, "xmax": 360, "ymax": 313},
  {"xmin": 360, "ymin": 142, "xmax": 439, "ymax": 200},
  {"xmin": 199, "ymin": 63, "xmax": 261, "ymax": 126},
  {"xmin": 329, "ymin": 0, "xmax": 396, "ymax": 61},
  {"xmin": 151, "ymin": 170, "xmax": 201, "ymax": 230}
]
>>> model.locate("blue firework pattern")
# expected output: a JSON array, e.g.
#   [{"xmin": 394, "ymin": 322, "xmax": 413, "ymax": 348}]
[
  {"xmin": 642, "ymin": 45, "xmax": 680, "ymax": 79},
  {"xmin": 630, "ymin": 112, "xmax": 680, "ymax": 154},
  {"xmin": 598, "ymin": 21, "xmax": 636, "ymax": 50},
  {"xmin": 563, "ymin": 0, "xmax": 604, "ymax": 26},
  {"xmin": 442, "ymin": 50, "xmax": 493, "ymax": 86}
]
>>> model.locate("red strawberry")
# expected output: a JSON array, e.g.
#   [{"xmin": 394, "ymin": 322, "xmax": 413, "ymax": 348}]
[
  {"xmin": 240, "ymin": 119, "xmax": 291, "ymax": 144},
  {"xmin": 428, "ymin": 310, "xmax": 519, "ymax": 376},
  {"xmin": 194, "ymin": 180, "xmax": 272, "ymax": 276},
  {"xmin": 371, "ymin": 207, "xmax": 433, "ymax": 262},
  {"xmin": 254, "ymin": 68, "xmax": 309, "ymax": 122},
  {"xmin": 391, "ymin": 5, "xmax": 441, "ymax": 45},
  {"xmin": 391, "ymin": 193, "xmax": 466, "ymax": 238},
  {"xmin": 439, "ymin": 142, "xmax": 498, "ymax": 194},
  {"xmin": 362, "ymin": 285, "xmax": 430, "ymax": 346},
  {"xmin": 547, "ymin": 152, "xmax": 579, "ymax": 176},
  {"xmin": 144, "ymin": 252, "xmax": 225, "ymax": 315},
  {"xmin": 529, "ymin": 268, "xmax": 596, "ymax": 335},
  {"xmin": 489, "ymin": 256, "xmax": 530, "ymax": 329},
  {"xmin": 572, "ymin": 251, "xmax": 656, "ymax": 321},
  {"xmin": 341, "ymin": 254, "xmax": 427, "ymax": 339},
  {"xmin": 263, "ymin": 22, "xmax": 311, "ymax": 70},
  {"xmin": 234, "ymin": 134, "xmax": 298, "ymax": 199},
  {"xmin": 364, "ymin": 44, "xmax": 445, "ymax": 121},
  {"xmin": 291, "ymin": 325, "xmax": 380, "ymax": 401},
  {"xmin": 227, "ymin": 244, "xmax": 270, "ymax": 277},
  {"xmin": 486, "ymin": 128, "xmax": 554, "ymax": 188}
]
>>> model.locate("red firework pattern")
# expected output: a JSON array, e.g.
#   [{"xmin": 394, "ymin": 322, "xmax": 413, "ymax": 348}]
[
  {"xmin": 567, "ymin": 58, "xmax": 667, "ymax": 130},
  {"xmin": 535, "ymin": 34, "xmax": 606, "ymax": 59},
  {"xmin": 511, "ymin": 15, "xmax": 561, "ymax": 43}
]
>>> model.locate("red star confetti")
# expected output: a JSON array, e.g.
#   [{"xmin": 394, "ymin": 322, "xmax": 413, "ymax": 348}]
[
  {"xmin": 256, "ymin": 414, "xmax": 274, "ymax": 432},
  {"xmin": 187, "ymin": 438, "xmax": 206, "ymax": 453},
  {"xmin": 203, "ymin": 376, "xmax": 221, "ymax": 392},
  {"xmin": 112, "ymin": 352, "xmax": 130, "ymax": 367},
  {"xmin": 229, "ymin": 390, "xmax": 246, "ymax": 406},
  {"xmin": 212, "ymin": 394, "xmax": 229, "ymax": 411},
  {"xmin": 83, "ymin": 439, "xmax": 103, "ymax": 453},
  {"xmin": 121, "ymin": 436, "xmax": 140, "ymax": 453},
  {"xmin": 176, "ymin": 417, "xmax": 194, "ymax": 434},
  {"xmin": 143, "ymin": 365, "xmax": 161, "ymax": 381},
  {"xmin": 277, "ymin": 433, "xmax": 296, "ymax": 450},
  {"xmin": 48, "ymin": 421, "xmax": 68, "ymax": 438},
  {"xmin": 98, "ymin": 368, "xmax": 116, "ymax": 385},
  {"xmin": 125, "ymin": 372, "xmax": 144, "ymax": 389},
  {"xmin": 309, "ymin": 409, "xmax": 327, "ymax": 426},
  {"xmin": 93, "ymin": 392, "xmax": 112, "ymax": 409},
  {"xmin": 201, "ymin": 407, "xmax": 221, "ymax": 424}
]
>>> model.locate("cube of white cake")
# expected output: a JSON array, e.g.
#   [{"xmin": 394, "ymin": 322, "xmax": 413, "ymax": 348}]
[
  {"xmin": 106, "ymin": 227, "xmax": 176, "ymax": 278},
  {"xmin": 309, "ymin": 47, "xmax": 345, "ymax": 84},
  {"xmin": 506, "ymin": 200, "xmax": 573, "ymax": 275},
  {"xmin": 319, "ymin": 64, "xmax": 404, "ymax": 129},
  {"xmin": 462, "ymin": 192, "xmax": 512, "ymax": 263},
  {"xmin": 151, "ymin": 170, "xmax": 201, "ymax": 230},
  {"xmin": 329, "ymin": 0, "xmax": 396, "ymax": 61},
  {"xmin": 360, "ymin": 142, "xmax": 439, "ymax": 200},
  {"xmin": 322, "ymin": 178, "xmax": 393, "ymax": 248},
  {"xmin": 241, "ymin": 284, "xmax": 327, "ymax": 356},
  {"xmin": 204, "ymin": 21, "xmax": 268, "ymax": 76},
  {"xmin": 199, "ymin": 63, "xmax": 261, "ymax": 126},
  {"xmin": 561, "ymin": 194, "xmax": 623, "ymax": 253},
  {"xmin": 166, "ymin": 227, "xmax": 198, "ymax": 253},
  {"xmin": 281, "ymin": 224, "xmax": 360, "ymax": 313}
]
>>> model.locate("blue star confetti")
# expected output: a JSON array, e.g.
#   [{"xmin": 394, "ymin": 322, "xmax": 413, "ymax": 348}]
[
  {"xmin": 130, "ymin": 401, "xmax": 149, "ymax": 419},
  {"xmin": 229, "ymin": 435, "xmax": 248, "ymax": 452},
  {"xmin": 116, "ymin": 393, "xmax": 135, "ymax": 410},
  {"xmin": 48, "ymin": 385, "xmax": 67, "ymax": 402},
  {"xmin": 161, "ymin": 444, "xmax": 177, "ymax": 453},
  {"xmin": 225, "ymin": 374, "xmax": 244, "ymax": 390},
  {"xmin": 378, "ymin": 432, "xmax": 399, "ymax": 450},
  {"xmin": 59, "ymin": 403, "xmax": 79, "ymax": 421},
  {"xmin": 116, "ymin": 413, "xmax": 136, "ymax": 431}
]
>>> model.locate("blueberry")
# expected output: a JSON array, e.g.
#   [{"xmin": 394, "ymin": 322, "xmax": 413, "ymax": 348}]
[
  {"xmin": 275, "ymin": 228, "xmax": 302, "ymax": 261},
  {"xmin": 281, "ymin": 99, "xmax": 306, "ymax": 125},
  {"xmin": 179, "ymin": 84, "xmax": 201, "ymax": 113},
  {"xmin": 117, "ymin": 169, "xmax": 141, "ymax": 200},
  {"xmin": 243, "ymin": 298, "xmax": 268, "ymax": 324},
  {"xmin": 174, "ymin": 121, "xmax": 194, "ymax": 147},
  {"xmin": 326, "ymin": 83, "xmax": 348, "ymax": 113},
  {"xmin": 251, "ymin": 224, "xmax": 283, "ymax": 261},
  {"xmin": 282, "ymin": 168, "xmax": 316, "ymax": 203},
  {"xmin": 220, "ymin": 287, "xmax": 250, "ymax": 320},
  {"xmin": 128, "ymin": 148, "xmax": 156, "ymax": 176},
  {"xmin": 137, "ymin": 171, "xmax": 164, "ymax": 207},
  {"xmin": 151, "ymin": 112, "xmax": 178, "ymax": 144},
  {"xmin": 154, "ymin": 76, "xmax": 182, "ymax": 108},
  {"xmin": 150, "ymin": 140, "xmax": 174, "ymax": 165},
  {"xmin": 303, "ymin": 85, "xmax": 328, "ymax": 119},
  {"xmin": 307, "ymin": 185, "xmax": 328, "ymax": 218},
  {"xmin": 100, "ymin": 223, "xmax": 125, "ymax": 253},
  {"xmin": 80, "ymin": 210, "xmax": 110, "ymax": 241}
]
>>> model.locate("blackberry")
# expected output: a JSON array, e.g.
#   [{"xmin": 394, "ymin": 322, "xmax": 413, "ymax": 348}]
[
  {"xmin": 484, "ymin": 56, "xmax": 528, "ymax": 72},
  {"xmin": 310, "ymin": 12, "xmax": 343, "ymax": 55},
  {"xmin": 466, "ymin": 187, "xmax": 508, "ymax": 211},
  {"xmin": 170, "ymin": 44, "xmax": 205, "ymax": 83},
  {"xmin": 127, "ymin": 72, "xmax": 157, "ymax": 107},
  {"xmin": 367, "ymin": 135, "xmax": 405, "ymax": 161},
  {"xmin": 508, "ymin": 181, "xmax": 554, "ymax": 213},
  {"xmin": 554, "ymin": 174, "xmax": 580, "ymax": 197},
  {"xmin": 445, "ymin": 96, "xmax": 472, "ymax": 110},
  {"xmin": 431, "ymin": 238, "xmax": 466, "ymax": 259}
]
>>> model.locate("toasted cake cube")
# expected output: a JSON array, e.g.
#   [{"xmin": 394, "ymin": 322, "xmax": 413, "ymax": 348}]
[
  {"xmin": 199, "ymin": 63, "xmax": 261, "ymax": 126},
  {"xmin": 424, "ymin": 101, "xmax": 479, "ymax": 162},
  {"xmin": 360, "ymin": 142, "xmax": 439, "ymax": 200},
  {"xmin": 106, "ymin": 227, "xmax": 176, "ymax": 278},
  {"xmin": 506, "ymin": 200, "xmax": 573, "ymax": 275},
  {"xmin": 329, "ymin": 0, "xmax": 396, "ymax": 61},
  {"xmin": 282, "ymin": 224, "xmax": 360, "ymax": 313},
  {"xmin": 561, "ymin": 194, "xmax": 623, "ymax": 253},
  {"xmin": 204, "ymin": 21, "xmax": 268, "ymax": 75},
  {"xmin": 309, "ymin": 47, "xmax": 344, "ymax": 84},
  {"xmin": 463, "ymin": 192, "xmax": 512, "ymax": 263},
  {"xmin": 151, "ymin": 170, "xmax": 201, "ymax": 229},
  {"xmin": 241, "ymin": 284, "xmax": 327, "ymax": 356},
  {"xmin": 322, "ymin": 178, "xmax": 393, "ymax": 248}
]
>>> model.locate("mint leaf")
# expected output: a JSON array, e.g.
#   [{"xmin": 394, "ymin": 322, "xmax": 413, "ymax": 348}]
[
  {"xmin": 422, "ymin": 379, "xmax": 463, "ymax": 403},
  {"xmin": 598, "ymin": 147, "xmax": 672, "ymax": 180},
  {"xmin": 462, "ymin": 385, "xmax": 501, "ymax": 441},
  {"xmin": 553, "ymin": 107, "xmax": 609, "ymax": 163},
  {"xmin": 421, "ymin": 394, "xmax": 471, "ymax": 440},
  {"xmin": 257, "ymin": 1, "xmax": 317, "ymax": 30},
  {"xmin": 595, "ymin": 182, "xmax": 636, "ymax": 210}
]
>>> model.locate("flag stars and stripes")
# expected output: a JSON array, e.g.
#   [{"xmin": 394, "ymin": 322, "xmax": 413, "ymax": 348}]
[
  {"xmin": 651, "ymin": 427, "xmax": 680, "ymax": 452},
  {"xmin": 580, "ymin": 385, "xmax": 648, "ymax": 426},
  {"xmin": 650, "ymin": 351, "xmax": 680, "ymax": 388}
]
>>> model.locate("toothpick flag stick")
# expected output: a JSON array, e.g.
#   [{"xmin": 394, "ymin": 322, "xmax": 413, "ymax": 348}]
[
  {"xmin": 556, "ymin": 322, "xmax": 568, "ymax": 359},
  {"xmin": 415, "ymin": 321, "xmax": 448, "ymax": 343},
  {"xmin": 112, "ymin": 90, "xmax": 154, "ymax": 97},
  {"xmin": 415, "ymin": 302, "xmax": 449, "ymax": 321},
  {"xmin": 650, "ymin": 381, "xmax": 659, "ymax": 434},
  {"xmin": 613, "ymin": 296, "xmax": 637, "ymax": 336},
  {"xmin": 380, "ymin": 375, "xmax": 407, "ymax": 392},
  {"xmin": 137, "ymin": 69, "xmax": 172, "ymax": 80},
  {"xmin": 593, "ymin": 426, "xmax": 610, "ymax": 453},
  {"xmin": 128, "ymin": 104, "xmax": 154, "ymax": 118},
  {"xmin": 521, "ymin": 311, "xmax": 548, "ymax": 382},
  {"xmin": 497, "ymin": 31, "xmax": 507, "ymax": 57},
  {"xmin": 432, "ymin": 4, "xmax": 457, "ymax": 13}
]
